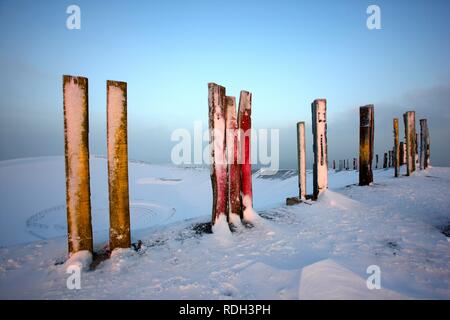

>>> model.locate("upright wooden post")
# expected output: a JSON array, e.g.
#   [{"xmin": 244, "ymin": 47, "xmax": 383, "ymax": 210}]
[
  {"xmin": 359, "ymin": 105, "xmax": 374, "ymax": 186},
  {"xmin": 393, "ymin": 118, "xmax": 399, "ymax": 177},
  {"xmin": 311, "ymin": 99, "xmax": 328, "ymax": 199},
  {"xmin": 415, "ymin": 133, "xmax": 419, "ymax": 168},
  {"xmin": 107, "ymin": 80, "xmax": 131, "ymax": 250},
  {"xmin": 420, "ymin": 119, "xmax": 430, "ymax": 170},
  {"xmin": 388, "ymin": 150, "xmax": 392, "ymax": 168},
  {"xmin": 63, "ymin": 75, "xmax": 93, "ymax": 255},
  {"xmin": 383, "ymin": 152, "xmax": 388, "ymax": 168},
  {"xmin": 208, "ymin": 83, "xmax": 228, "ymax": 225},
  {"xmin": 238, "ymin": 90, "xmax": 253, "ymax": 215},
  {"xmin": 403, "ymin": 111, "xmax": 416, "ymax": 176},
  {"xmin": 375, "ymin": 154, "xmax": 379, "ymax": 169},
  {"xmin": 399, "ymin": 142, "xmax": 405, "ymax": 166},
  {"xmin": 297, "ymin": 122, "xmax": 307, "ymax": 200},
  {"xmin": 226, "ymin": 96, "xmax": 241, "ymax": 221}
]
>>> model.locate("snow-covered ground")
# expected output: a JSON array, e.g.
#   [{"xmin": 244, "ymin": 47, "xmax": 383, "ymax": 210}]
[{"xmin": 0, "ymin": 156, "xmax": 449, "ymax": 299}]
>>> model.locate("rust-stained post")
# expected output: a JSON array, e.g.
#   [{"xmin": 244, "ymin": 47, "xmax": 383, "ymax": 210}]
[
  {"xmin": 359, "ymin": 105, "xmax": 374, "ymax": 186},
  {"xmin": 420, "ymin": 119, "xmax": 431, "ymax": 170},
  {"xmin": 208, "ymin": 83, "xmax": 228, "ymax": 225},
  {"xmin": 226, "ymin": 96, "xmax": 241, "ymax": 222},
  {"xmin": 238, "ymin": 90, "xmax": 253, "ymax": 216},
  {"xmin": 311, "ymin": 99, "xmax": 328, "ymax": 200},
  {"xmin": 63, "ymin": 75, "xmax": 93, "ymax": 255},
  {"xmin": 403, "ymin": 111, "xmax": 416, "ymax": 176},
  {"xmin": 297, "ymin": 122, "xmax": 307, "ymax": 200},
  {"xmin": 393, "ymin": 118, "xmax": 400, "ymax": 177},
  {"xmin": 107, "ymin": 80, "xmax": 131, "ymax": 250},
  {"xmin": 399, "ymin": 142, "xmax": 405, "ymax": 166},
  {"xmin": 388, "ymin": 150, "xmax": 392, "ymax": 168}
]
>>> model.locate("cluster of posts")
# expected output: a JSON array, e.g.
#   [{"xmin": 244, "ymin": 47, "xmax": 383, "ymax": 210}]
[
  {"xmin": 286, "ymin": 99, "xmax": 328, "ymax": 204},
  {"xmin": 358, "ymin": 109, "xmax": 430, "ymax": 185},
  {"xmin": 63, "ymin": 76, "xmax": 432, "ymax": 256},
  {"xmin": 63, "ymin": 75, "xmax": 131, "ymax": 256},
  {"xmin": 208, "ymin": 83, "xmax": 253, "ymax": 227},
  {"xmin": 288, "ymin": 102, "xmax": 431, "ymax": 203}
]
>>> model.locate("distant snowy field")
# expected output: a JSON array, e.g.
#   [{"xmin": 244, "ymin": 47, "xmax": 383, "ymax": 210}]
[{"xmin": 0, "ymin": 156, "xmax": 449, "ymax": 299}]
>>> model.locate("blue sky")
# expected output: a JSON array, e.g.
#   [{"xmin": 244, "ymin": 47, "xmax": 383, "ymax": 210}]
[{"xmin": 1, "ymin": 0, "xmax": 449, "ymax": 167}]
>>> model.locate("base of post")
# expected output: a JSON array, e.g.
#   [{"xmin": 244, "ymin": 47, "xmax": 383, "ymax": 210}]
[{"xmin": 286, "ymin": 194, "xmax": 313, "ymax": 206}]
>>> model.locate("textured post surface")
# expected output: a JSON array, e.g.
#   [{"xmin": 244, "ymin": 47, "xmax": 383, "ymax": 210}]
[
  {"xmin": 359, "ymin": 105, "xmax": 374, "ymax": 186},
  {"xmin": 226, "ymin": 96, "xmax": 241, "ymax": 220},
  {"xmin": 388, "ymin": 150, "xmax": 392, "ymax": 167},
  {"xmin": 107, "ymin": 81, "xmax": 131, "ymax": 250},
  {"xmin": 420, "ymin": 119, "xmax": 430, "ymax": 169},
  {"xmin": 403, "ymin": 111, "xmax": 416, "ymax": 176},
  {"xmin": 393, "ymin": 118, "xmax": 400, "ymax": 177},
  {"xmin": 238, "ymin": 91, "xmax": 253, "ymax": 213},
  {"xmin": 208, "ymin": 83, "xmax": 228, "ymax": 225},
  {"xmin": 63, "ymin": 75, "xmax": 93, "ymax": 254},
  {"xmin": 311, "ymin": 99, "xmax": 328, "ymax": 200},
  {"xmin": 297, "ymin": 122, "xmax": 306, "ymax": 200},
  {"xmin": 399, "ymin": 142, "xmax": 405, "ymax": 166}
]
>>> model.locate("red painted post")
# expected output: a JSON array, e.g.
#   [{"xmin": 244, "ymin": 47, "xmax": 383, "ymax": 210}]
[
  {"xmin": 238, "ymin": 90, "xmax": 253, "ymax": 215},
  {"xmin": 208, "ymin": 83, "xmax": 228, "ymax": 226},
  {"xmin": 225, "ymin": 96, "xmax": 242, "ymax": 222}
]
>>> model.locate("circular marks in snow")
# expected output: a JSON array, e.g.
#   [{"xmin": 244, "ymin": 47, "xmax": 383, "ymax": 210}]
[
  {"xmin": 136, "ymin": 177, "xmax": 183, "ymax": 185},
  {"xmin": 26, "ymin": 201, "xmax": 176, "ymax": 241}
]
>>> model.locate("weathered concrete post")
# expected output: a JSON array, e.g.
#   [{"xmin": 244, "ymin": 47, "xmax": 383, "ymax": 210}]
[
  {"xmin": 420, "ymin": 119, "xmax": 431, "ymax": 170},
  {"xmin": 388, "ymin": 150, "xmax": 392, "ymax": 168},
  {"xmin": 399, "ymin": 142, "xmax": 405, "ymax": 166},
  {"xmin": 403, "ymin": 111, "xmax": 416, "ymax": 176},
  {"xmin": 393, "ymin": 118, "xmax": 400, "ymax": 177},
  {"xmin": 63, "ymin": 75, "xmax": 93, "ymax": 255},
  {"xmin": 238, "ymin": 90, "xmax": 253, "ymax": 215},
  {"xmin": 415, "ymin": 133, "xmax": 419, "ymax": 168},
  {"xmin": 226, "ymin": 96, "xmax": 241, "ymax": 222},
  {"xmin": 208, "ymin": 83, "xmax": 228, "ymax": 225},
  {"xmin": 107, "ymin": 80, "xmax": 131, "ymax": 250},
  {"xmin": 311, "ymin": 99, "xmax": 328, "ymax": 199},
  {"xmin": 359, "ymin": 105, "xmax": 374, "ymax": 186},
  {"xmin": 297, "ymin": 122, "xmax": 307, "ymax": 200}
]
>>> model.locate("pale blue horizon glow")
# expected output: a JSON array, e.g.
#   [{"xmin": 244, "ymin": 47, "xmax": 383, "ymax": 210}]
[{"xmin": 1, "ymin": 0, "xmax": 449, "ymax": 167}]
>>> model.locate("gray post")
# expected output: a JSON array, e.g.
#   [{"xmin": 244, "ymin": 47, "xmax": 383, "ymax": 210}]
[{"xmin": 297, "ymin": 122, "xmax": 307, "ymax": 200}]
